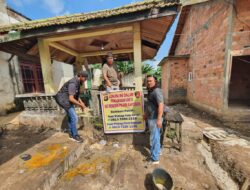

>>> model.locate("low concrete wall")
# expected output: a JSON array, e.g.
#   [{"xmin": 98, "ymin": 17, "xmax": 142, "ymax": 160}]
[{"xmin": 18, "ymin": 111, "xmax": 67, "ymax": 131}]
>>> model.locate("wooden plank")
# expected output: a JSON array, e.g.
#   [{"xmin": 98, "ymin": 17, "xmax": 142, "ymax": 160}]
[
  {"xmin": 26, "ymin": 43, "xmax": 38, "ymax": 55},
  {"xmin": 142, "ymin": 45, "xmax": 155, "ymax": 59},
  {"xmin": 38, "ymin": 38, "xmax": 55, "ymax": 94},
  {"xmin": 0, "ymin": 45, "xmax": 39, "ymax": 63},
  {"xmin": 142, "ymin": 18, "xmax": 171, "ymax": 35},
  {"xmin": 181, "ymin": 0, "xmax": 209, "ymax": 6},
  {"xmin": 44, "ymin": 26, "xmax": 133, "ymax": 42},
  {"xmin": 80, "ymin": 48, "xmax": 133, "ymax": 57},
  {"xmin": 241, "ymin": 178, "xmax": 250, "ymax": 190},
  {"xmin": 49, "ymin": 42, "xmax": 79, "ymax": 57},
  {"xmin": 133, "ymin": 22, "xmax": 143, "ymax": 91}
]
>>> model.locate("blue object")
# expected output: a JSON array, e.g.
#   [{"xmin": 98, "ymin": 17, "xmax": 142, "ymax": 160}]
[
  {"xmin": 66, "ymin": 106, "xmax": 78, "ymax": 137},
  {"xmin": 148, "ymin": 119, "xmax": 162, "ymax": 161},
  {"xmin": 20, "ymin": 154, "xmax": 31, "ymax": 161}
]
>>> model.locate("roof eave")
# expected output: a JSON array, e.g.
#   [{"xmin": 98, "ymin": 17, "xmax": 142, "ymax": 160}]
[
  {"xmin": 158, "ymin": 54, "xmax": 190, "ymax": 66},
  {"xmin": 0, "ymin": 1, "xmax": 180, "ymax": 33}
]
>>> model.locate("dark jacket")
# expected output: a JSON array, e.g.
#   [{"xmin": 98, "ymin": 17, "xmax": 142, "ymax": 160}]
[{"xmin": 55, "ymin": 77, "xmax": 80, "ymax": 110}]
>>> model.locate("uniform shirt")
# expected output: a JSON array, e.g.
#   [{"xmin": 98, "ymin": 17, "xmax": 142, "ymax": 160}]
[
  {"xmin": 102, "ymin": 63, "xmax": 119, "ymax": 86},
  {"xmin": 146, "ymin": 87, "xmax": 164, "ymax": 119},
  {"xmin": 55, "ymin": 77, "xmax": 80, "ymax": 110}
]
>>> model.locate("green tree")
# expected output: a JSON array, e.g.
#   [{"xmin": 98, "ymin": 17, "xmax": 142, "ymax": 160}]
[
  {"xmin": 154, "ymin": 66, "xmax": 162, "ymax": 81},
  {"xmin": 116, "ymin": 61, "xmax": 134, "ymax": 74},
  {"xmin": 115, "ymin": 61, "xmax": 161, "ymax": 80},
  {"xmin": 142, "ymin": 62, "xmax": 154, "ymax": 75},
  {"xmin": 91, "ymin": 63, "xmax": 102, "ymax": 69}
]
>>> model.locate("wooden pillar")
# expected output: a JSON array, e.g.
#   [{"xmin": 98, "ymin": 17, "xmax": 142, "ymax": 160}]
[
  {"xmin": 133, "ymin": 23, "xmax": 143, "ymax": 91},
  {"xmin": 83, "ymin": 58, "xmax": 90, "ymax": 74},
  {"xmin": 75, "ymin": 56, "xmax": 83, "ymax": 73},
  {"xmin": 223, "ymin": 2, "xmax": 235, "ymax": 110},
  {"xmin": 76, "ymin": 56, "xmax": 91, "ymax": 90},
  {"xmin": 38, "ymin": 39, "xmax": 55, "ymax": 94}
]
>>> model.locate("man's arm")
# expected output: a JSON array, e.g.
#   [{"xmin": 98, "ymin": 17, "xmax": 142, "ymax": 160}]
[
  {"xmin": 69, "ymin": 95, "xmax": 83, "ymax": 107},
  {"xmin": 118, "ymin": 72, "xmax": 122, "ymax": 87},
  {"xmin": 114, "ymin": 64, "xmax": 122, "ymax": 87},
  {"xmin": 68, "ymin": 82, "xmax": 85, "ymax": 110},
  {"xmin": 157, "ymin": 102, "xmax": 164, "ymax": 128},
  {"xmin": 155, "ymin": 88, "xmax": 164, "ymax": 128},
  {"xmin": 78, "ymin": 98, "xmax": 86, "ymax": 110},
  {"xmin": 103, "ymin": 74, "xmax": 112, "ymax": 87}
]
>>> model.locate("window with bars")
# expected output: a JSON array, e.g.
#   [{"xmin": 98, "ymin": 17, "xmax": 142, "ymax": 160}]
[{"xmin": 20, "ymin": 63, "xmax": 44, "ymax": 93}]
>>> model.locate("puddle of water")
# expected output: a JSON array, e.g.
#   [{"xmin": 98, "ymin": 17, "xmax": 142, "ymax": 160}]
[{"xmin": 25, "ymin": 144, "xmax": 68, "ymax": 169}]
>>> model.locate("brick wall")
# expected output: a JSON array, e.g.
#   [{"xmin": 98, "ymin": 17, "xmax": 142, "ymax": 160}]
[
  {"xmin": 232, "ymin": 0, "xmax": 250, "ymax": 52},
  {"xmin": 161, "ymin": 60, "xmax": 169, "ymax": 103},
  {"xmin": 174, "ymin": 0, "xmax": 231, "ymax": 112},
  {"xmin": 161, "ymin": 58, "xmax": 188, "ymax": 104},
  {"xmin": 229, "ymin": 0, "xmax": 250, "ymax": 101}
]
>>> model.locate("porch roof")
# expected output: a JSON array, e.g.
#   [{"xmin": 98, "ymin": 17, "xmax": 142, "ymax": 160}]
[
  {"xmin": 0, "ymin": 0, "xmax": 180, "ymax": 65},
  {"xmin": 0, "ymin": 0, "xmax": 179, "ymax": 33}
]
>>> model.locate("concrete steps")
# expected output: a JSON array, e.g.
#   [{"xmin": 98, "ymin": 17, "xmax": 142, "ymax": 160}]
[{"xmin": 0, "ymin": 132, "xmax": 88, "ymax": 190}]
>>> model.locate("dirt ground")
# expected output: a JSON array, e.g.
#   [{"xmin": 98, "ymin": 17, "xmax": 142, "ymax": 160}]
[
  {"xmin": 54, "ymin": 104, "xmax": 250, "ymax": 190},
  {"xmin": 54, "ymin": 110, "xmax": 220, "ymax": 190},
  {"xmin": 55, "ymin": 142, "xmax": 219, "ymax": 190},
  {"xmin": 0, "ymin": 125, "xmax": 55, "ymax": 165},
  {"xmin": 172, "ymin": 104, "xmax": 250, "ymax": 139},
  {"xmin": 1, "ymin": 104, "xmax": 249, "ymax": 189}
]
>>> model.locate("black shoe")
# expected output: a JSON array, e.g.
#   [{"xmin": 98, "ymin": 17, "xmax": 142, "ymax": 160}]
[
  {"xmin": 68, "ymin": 134, "xmax": 74, "ymax": 141},
  {"xmin": 73, "ymin": 135, "xmax": 83, "ymax": 143}
]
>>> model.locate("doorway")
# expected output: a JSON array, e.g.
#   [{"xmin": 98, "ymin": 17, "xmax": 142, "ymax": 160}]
[{"xmin": 228, "ymin": 55, "xmax": 250, "ymax": 108}]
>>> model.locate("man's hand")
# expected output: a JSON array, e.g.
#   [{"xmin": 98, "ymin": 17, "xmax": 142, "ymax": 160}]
[
  {"xmin": 157, "ymin": 118, "xmax": 162, "ymax": 128},
  {"xmin": 157, "ymin": 102, "xmax": 164, "ymax": 128},
  {"xmin": 107, "ymin": 81, "xmax": 112, "ymax": 87},
  {"xmin": 80, "ymin": 103, "xmax": 86, "ymax": 111},
  {"xmin": 78, "ymin": 99, "xmax": 86, "ymax": 112},
  {"xmin": 119, "ymin": 80, "xmax": 123, "ymax": 88}
]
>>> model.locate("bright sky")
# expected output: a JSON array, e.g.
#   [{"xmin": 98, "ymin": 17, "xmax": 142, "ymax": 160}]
[{"xmin": 6, "ymin": 0, "xmax": 178, "ymax": 68}]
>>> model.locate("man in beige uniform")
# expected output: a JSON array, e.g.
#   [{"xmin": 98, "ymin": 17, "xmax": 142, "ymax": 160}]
[{"xmin": 102, "ymin": 52, "xmax": 121, "ymax": 91}]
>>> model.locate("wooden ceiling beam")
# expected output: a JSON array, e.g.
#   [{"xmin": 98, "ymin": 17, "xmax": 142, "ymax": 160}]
[
  {"xmin": 49, "ymin": 42, "xmax": 79, "ymax": 57},
  {"xmin": 26, "ymin": 43, "xmax": 38, "ymax": 55},
  {"xmin": 0, "ymin": 44, "xmax": 40, "ymax": 63},
  {"xmin": 80, "ymin": 48, "xmax": 133, "ymax": 57},
  {"xmin": 44, "ymin": 26, "xmax": 133, "ymax": 42}
]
